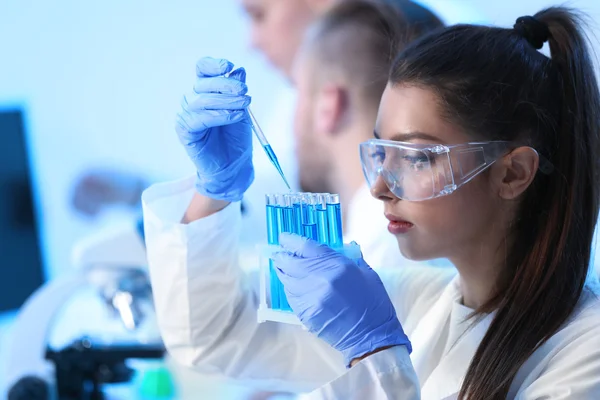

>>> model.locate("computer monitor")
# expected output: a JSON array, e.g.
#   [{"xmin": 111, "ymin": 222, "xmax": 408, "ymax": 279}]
[{"xmin": 0, "ymin": 109, "xmax": 45, "ymax": 312}]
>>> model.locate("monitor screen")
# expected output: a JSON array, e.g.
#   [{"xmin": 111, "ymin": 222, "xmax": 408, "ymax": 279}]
[{"xmin": 0, "ymin": 109, "xmax": 44, "ymax": 312}]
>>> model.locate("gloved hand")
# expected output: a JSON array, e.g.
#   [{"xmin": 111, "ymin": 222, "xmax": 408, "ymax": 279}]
[
  {"xmin": 273, "ymin": 234, "xmax": 411, "ymax": 367},
  {"xmin": 176, "ymin": 57, "xmax": 254, "ymax": 202}
]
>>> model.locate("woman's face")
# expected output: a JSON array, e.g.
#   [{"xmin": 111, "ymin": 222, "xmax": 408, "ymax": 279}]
[{"xmin": 372, "ymin": 85, "xmax": 503, "ymax": 262}]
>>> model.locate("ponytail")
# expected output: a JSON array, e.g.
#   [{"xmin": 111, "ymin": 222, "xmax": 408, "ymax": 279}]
[{"xmin": 462, "ymin": 8, "xmax": 600, "ymax": 398}]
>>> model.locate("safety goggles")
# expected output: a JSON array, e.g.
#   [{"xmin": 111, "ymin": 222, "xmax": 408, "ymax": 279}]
[{"xmin": 359, "ymin": 139, "xmax": 514, "ymax": 201}]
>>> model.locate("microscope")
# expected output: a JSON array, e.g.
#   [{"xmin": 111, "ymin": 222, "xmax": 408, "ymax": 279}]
[{"xmin": 3, "ymin": 221, "xmax": 166, "ymax": 399}]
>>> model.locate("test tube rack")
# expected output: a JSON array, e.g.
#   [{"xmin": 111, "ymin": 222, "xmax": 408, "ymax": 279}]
[{"xmin": 257, "ymin": 192, "xmax": 361, "ymax": 325}]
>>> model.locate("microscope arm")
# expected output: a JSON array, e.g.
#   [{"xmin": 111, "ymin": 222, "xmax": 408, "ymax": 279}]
[{"xmin": 2, "ymin": 273, "xmax": 87, "ymax": 391}]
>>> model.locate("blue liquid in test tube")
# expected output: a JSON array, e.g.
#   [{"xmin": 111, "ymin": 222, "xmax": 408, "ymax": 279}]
[
  {"xmin": 327, "ymin": 194, "xmax": 343, "ymax": 248},
  {"xmin": 266, "ymin": 191, "xmax": 344, "ymax": 313},
  {"xmin": 316, "ymin": 209, "xmax": 329, "ymax": 245},
  {"xmin": 266, "ymin": 195, "xmax": 279, "ymax": 245},
  {"xmin": 293, "ymin": 198, "xmax": 303, "ymax": 235},
  {"xmin": 282, "ymin": 195, "xmax": 295, "ymax": 233},
  {"xmin": 300, "ymin": 198, "xmax": 310, "ymax": 225},
  {"xmin": 303, "ymin": 223, "xmax": 318, "ymax": 241},
  {"xmin": 301, "ymin": 194, "xmax": 318, "ymax": 241},
  {"xmin": 274, "ymin": 195, "xmax": 292, "ymax": 311},
  {"xmin": 266, "ymin": 195, "xmax": 283, "ymax": 310}
]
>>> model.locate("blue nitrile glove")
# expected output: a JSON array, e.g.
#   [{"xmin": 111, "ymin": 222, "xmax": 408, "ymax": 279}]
[
  {"xmin": 272, "ymin": 233, "xmax": 411, "ymax": 367},
  {"xmin": 176, "ymin": 57, "xmax": 254, "ymax": 202}
]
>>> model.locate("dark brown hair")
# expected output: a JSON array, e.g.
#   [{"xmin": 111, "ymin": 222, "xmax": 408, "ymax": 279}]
[{"xmin": 390, "ymin": 7, "xmax": 600, "ymax": 399}]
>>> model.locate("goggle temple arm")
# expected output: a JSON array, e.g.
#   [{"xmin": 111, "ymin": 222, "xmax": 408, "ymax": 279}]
[{"xmin": 448, "ymin": 142, "xmax": 511, "ymax": 187}]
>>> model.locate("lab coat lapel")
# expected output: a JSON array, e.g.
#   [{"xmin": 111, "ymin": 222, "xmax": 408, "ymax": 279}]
[
  {"xmin": 421, "ymin": 310, "xmax": 494, "ymax": 399},
  {"xmin": 409, "ymin": 279, "xmax": 457, "ymax": 387}
]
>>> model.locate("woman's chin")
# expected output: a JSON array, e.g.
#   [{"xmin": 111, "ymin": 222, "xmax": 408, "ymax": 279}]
[{"xmin": 397, "ymin": 242, "xmax": 436, "ymax": 262}]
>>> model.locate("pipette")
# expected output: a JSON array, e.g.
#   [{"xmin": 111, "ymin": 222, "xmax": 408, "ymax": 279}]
[{"xmin": 247, "ymin": 107, "xmax": 292, "ymax": 190}]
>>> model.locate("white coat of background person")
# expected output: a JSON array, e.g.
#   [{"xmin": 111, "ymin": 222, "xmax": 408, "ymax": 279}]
[{"xmin": 143, "ymin": 4, "xmax": 600, "ymax": 400}]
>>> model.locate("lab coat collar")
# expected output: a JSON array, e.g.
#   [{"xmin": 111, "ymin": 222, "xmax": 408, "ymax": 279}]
[{"xmin": 411, "ymin": 276, "xmax": 495, "ymax": 399}]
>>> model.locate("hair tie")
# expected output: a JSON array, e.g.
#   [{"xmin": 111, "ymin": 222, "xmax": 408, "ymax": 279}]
[{"xmin": 513, "ymin": 16, "xmax": 550, "ymax": 50}]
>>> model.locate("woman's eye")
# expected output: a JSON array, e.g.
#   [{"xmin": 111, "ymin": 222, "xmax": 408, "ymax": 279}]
[
  {"xmin": 372, "ymin": 150, "xmax": 386, "ymax": 162},
  {"xmin": 403, "ymin": 154, "xmax": 429, "ymax": 170}
]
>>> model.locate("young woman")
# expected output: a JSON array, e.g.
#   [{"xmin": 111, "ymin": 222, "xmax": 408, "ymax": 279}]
[{"xmin": 143, "ymin": 5, "xmax": 600, "ymax": 399}]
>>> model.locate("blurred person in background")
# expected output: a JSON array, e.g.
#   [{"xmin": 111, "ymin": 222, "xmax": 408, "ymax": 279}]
[
  {"xmin": 286, "ymin": 0, "xmax": 446, "ymax": 267},
  {"xmin": 70, "ymin": 0, "xmax": 445, "ymax": 270}
]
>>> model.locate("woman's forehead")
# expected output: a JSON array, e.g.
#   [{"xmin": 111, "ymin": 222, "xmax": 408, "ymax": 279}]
[{"xmin": 375, "ymin": 85, "xmax": 469, "ymax": 144}]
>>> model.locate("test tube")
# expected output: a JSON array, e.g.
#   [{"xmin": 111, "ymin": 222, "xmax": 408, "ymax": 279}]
[
  {"xmin": 300, "ymin": 194, "xmax": 316, "ymax": 240},
  {"xmin": 299, "ymin": 194, "xmax": 310, "ymax": 225},
  {"xmin": 303, "ymin": 223, "xmax": 318, "ymax": 241},
  {"xmin": 269, "ymin": 194, "xmax": 293, "ymax": 311},
  {"xmin": 310, "ymin": 194, "xmax": 320, "ymax": 223},
  {"xmin": 292, "ymin": 195, "xmax": 303, "ymax": 235},
  {"xmin": 282, "ymin": 194, "xmax": 295, "ymax": 233},
  {"xmin": 274, "ymin": 196, "xmax": 286, "ymax": 238},
  {"xmin": 266, "ymin": 194, "xmax": 279, "ymax": 245},
  {"xmin": 327, "ymin": 194, "xmax": 343, "ymax": 248},
  {"xmin": 316, "ymin": 206, "xmax": 329, "ymax": 245},
  {"xmin": 265, "ymin": 195, "xmax": 281, "ymax": 309},
  {"xmin": 316, "ymin": 193, "xmax": 328, "ymax": 210},
  {"xmin": 266, "ymin": 192, "xmax": 344, "ymax": 314}
]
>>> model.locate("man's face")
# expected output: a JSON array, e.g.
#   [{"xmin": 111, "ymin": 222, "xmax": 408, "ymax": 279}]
[
  {"xmin": 241, "ymin": 0, "xmax": 317, "ymax": 78},
  {"xmin": 291, "ymin": 52, "xmax": 332, "ymax": 193}
]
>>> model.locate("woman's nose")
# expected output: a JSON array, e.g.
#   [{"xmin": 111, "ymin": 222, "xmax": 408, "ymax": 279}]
[{"xmin": 370, "ymin": 174, "xmax": 397, "ymax": 202}]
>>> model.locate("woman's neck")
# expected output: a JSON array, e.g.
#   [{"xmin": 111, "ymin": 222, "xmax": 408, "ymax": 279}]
[
  {"xmin": 450, "ymin": 238, "xmax": 506, "ymax": 309},
  {"xmin": 458, "ymin": 273, "xmax": 499, "ymax": 309}
]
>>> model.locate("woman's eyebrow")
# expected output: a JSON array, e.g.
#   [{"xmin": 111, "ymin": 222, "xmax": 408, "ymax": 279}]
[{"xmin": 373, "ymin": 130, "xmax": 444, "ymax": 143}]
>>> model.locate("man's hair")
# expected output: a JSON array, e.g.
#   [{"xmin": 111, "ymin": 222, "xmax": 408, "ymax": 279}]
[{"xmin": 307, "ymin": 0, "xmax": 443, "ymax": 108}]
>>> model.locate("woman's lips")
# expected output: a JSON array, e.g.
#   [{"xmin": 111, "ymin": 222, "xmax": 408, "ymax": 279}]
[{"xmin": 385, "ymin": 214, "xmax": 414, "ymax": 234}]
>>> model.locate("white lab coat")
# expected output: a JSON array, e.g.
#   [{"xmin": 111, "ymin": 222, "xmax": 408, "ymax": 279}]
[{"xmin": 143, "ymin": 176, "xmax": 600, "ymax": 399}]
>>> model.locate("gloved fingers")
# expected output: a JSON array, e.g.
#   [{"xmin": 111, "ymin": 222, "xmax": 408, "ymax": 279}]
[
  {"xmin": 193, "ymin": 76, "xmax": 248, "ymax": 95},
  {"xmin": 355, "ymin": 257, "xmax": 388, "ymax": 290},
  {"xmin": 346, "ymin": 242, "xmax": 374, "ymax": 272},
  {"xmin": 185, "ymin": 93, "xmax": 251, "ymax": 111},
  {"xmin": 355, "ymin": 257, "xmax": 373, "ymax": 272},
  {"xmin": 176, "ymin": 109, "xmax": 246, "ymax": 133},
  {"xmin": 278, "ymin": 233, "xmax": 337, "ymax": 258},
  {"xmin": 272, "ymin": 261, "xmax": 319, "ymax": 304},
  {"xmin": 271, "ymin": 251, "xmax": 312, "ymax": 280},
  {"xmin": 228, "ymin": 67, "xmax": 247, "ymax": 83},
  {"xmin": 196, "ymin": 57, "xmax": 234, "ymax": 78}
]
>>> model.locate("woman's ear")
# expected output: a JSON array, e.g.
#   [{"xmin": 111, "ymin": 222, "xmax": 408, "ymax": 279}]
[{"xmin": 493, "ymin": 147, "xmax": 540, "ymax": 200}]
